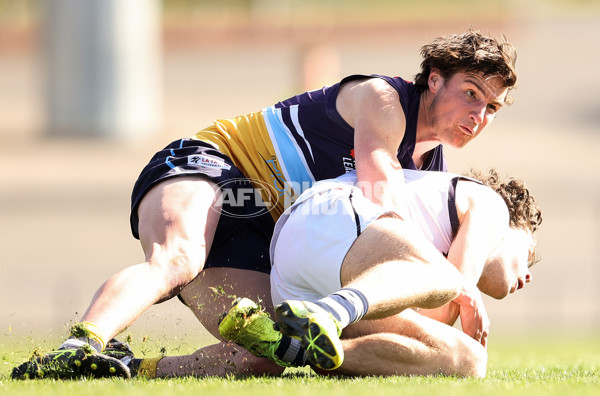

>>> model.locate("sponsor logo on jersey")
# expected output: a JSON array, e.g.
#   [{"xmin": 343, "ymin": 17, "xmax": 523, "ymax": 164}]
[
  {"xmin": 342, "ymin": 149, "xmax": 355, "ymax": 172},
  {"xmin": 188, "ymin": 155, "xmax": 231, "ymax": 170}
]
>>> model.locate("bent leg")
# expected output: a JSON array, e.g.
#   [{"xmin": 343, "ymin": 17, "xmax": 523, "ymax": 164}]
[
  {"xmin": 337, "ymin": 309, "xmax": 487, "ymax": 377},
  {"xmin": 341, "ymin": 217, "xmax": 465, "ymax": 319},
  {"xmin": 120, "ymin": 269, "xmax": 285, "ymax": 378},
  {"xmin": 179, "ymin": 268, "xmax": 276, "ymax": 337},
  {"xmin": 170, "ymin": 267, "xmax": 285, "ymax": 376},
  {"xmin": 81, "ymin": 176, "xmax": 221, "ymax": 343},
  {"xmin": 272, "ymin": 216, "xmax": 466, "ymax": 371}
]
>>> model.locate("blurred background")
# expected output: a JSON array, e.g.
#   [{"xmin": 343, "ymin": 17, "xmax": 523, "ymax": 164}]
[{"xmin": 1, "ymin": 0, "xmax": 599, "ymax": 350}]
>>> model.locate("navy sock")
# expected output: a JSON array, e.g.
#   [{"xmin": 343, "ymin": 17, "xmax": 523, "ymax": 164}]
[{"xmin": 275, "ymin": 335, "xmax": 306, "ymax": 366}]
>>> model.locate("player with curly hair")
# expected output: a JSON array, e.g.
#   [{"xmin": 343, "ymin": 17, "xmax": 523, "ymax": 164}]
[{"xmin": 218, "ymin": 168, "xmax": 541, "ymax": 377}]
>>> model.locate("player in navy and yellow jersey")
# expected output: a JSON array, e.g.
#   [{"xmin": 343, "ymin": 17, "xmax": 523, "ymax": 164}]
[
  {"xmin": 13, "ymin": 29, "xmax": 518, "ymax": 380},
  {"xmin": 154, "ymin": 74, "xmax": 445, "ymax": 224}
]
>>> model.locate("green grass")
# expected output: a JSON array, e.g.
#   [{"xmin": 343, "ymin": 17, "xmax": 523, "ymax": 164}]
[{"xmin": 1, "ymin": 333, "xmax": 598, "ymax": 396}]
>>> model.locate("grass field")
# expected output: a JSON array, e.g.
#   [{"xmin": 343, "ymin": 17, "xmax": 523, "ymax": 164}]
[{"xmin": 1, "ymin": 333, "xmax": 598, "ymax": 396}]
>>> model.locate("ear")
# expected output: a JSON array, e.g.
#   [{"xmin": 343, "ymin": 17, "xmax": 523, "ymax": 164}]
[{"xmin": 428, "ymin": 68, "xmax": 443, "ymax": 93}]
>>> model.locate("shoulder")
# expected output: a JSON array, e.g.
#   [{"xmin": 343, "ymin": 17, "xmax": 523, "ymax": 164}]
[
  {"xmin": 340, "ymin": 76, "xmax": 398, "ymax": 97},
  {"xmin": 456, "ymin": 179, "xmax": 509, "ymax": 226},
  {"xmin": 337, "ymin": 77, "xmax": 403, "ymax": 127}
]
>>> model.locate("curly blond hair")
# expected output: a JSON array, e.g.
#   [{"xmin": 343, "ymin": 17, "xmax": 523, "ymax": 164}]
[{"xmin": 463, "ymin": 169, "xmax": 542, "ymax": 234}]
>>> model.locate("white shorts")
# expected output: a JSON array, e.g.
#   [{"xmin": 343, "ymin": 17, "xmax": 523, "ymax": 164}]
[{"xmin": 269, "ymin": 179, "xmax": 396, "ymax": 305}]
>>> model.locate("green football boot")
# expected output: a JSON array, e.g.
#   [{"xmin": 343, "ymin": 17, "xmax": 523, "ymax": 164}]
[
  {"xmin": 275, "ymin": 300, "xmax": 343, "ymax": 370},
  {"xmin": 218, "ymin": 297, "xmax": 294, "ymax": 368}
]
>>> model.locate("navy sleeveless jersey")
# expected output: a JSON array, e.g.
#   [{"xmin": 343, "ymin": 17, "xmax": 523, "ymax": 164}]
[{"xmin": 272, "ymin": 74, "xmax": 447, "ymax": 182}]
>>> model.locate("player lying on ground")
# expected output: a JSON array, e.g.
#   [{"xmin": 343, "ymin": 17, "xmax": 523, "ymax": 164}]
[
  {"xmin": 218, "ymin": 168, "xmax": 542, "ymax": 377},
  {"xmin": 12, "ymin": 30, "xmax": 518, "ymax": 380}
]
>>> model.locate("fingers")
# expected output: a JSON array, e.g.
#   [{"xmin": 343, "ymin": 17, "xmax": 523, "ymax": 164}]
[
  {"xmin": 472, "ymin": 325, "xmax": 489, "ymax": 348},
  {"xmin": 481, "ymin": 329, "xmax": 488, "ymax": 348},
  {"xmin": 457, "ymin": 290, "xmax": 490, "ymax": 348},
  {"xmin": 454, "ymin": 285, "xmax": 492, "ymax": 348},
  {"xmin": 472, "ymin": 316, "xmax": 490, "ymax": 348}
]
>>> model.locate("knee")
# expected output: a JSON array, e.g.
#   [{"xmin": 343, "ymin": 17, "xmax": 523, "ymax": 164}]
[
  {"xmin": 459, "ymin": 343, "xmax": 487, "ymax": 378},
  {"xmin": 443, "ymin": 337, "xmax": 487, "ymax": 378},
  {"xmin": 168, "ymin": 252, "xmax": 204, "ymax": 282},
  {"xmin": 434, "ymin": 261, "xmax": 464, "ymax": 301},
  {"xmin": 147, "ymin": 243, "xmax": 205, "ymax": 291},
  {"xmin": 416, "ymin": 261, "xmax": 463, "ymax": 310}
]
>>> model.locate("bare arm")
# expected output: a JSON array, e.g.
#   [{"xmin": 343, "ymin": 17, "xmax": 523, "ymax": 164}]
[
  {"xmin": 448, "ymin": 181, "xmax": 509, "ymax": 284},
  {"xmin": 336, "ymin": 78, "xmax": 407, "ymax": 213},
  {"xmin": 444, "ymin": 181, "xmax": 510, "ymax": 346}
]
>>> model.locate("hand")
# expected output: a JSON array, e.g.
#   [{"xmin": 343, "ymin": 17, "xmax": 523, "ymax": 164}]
[{"xmin": 453, "ymin": 284, "xmax": 490, "ymax": 348}]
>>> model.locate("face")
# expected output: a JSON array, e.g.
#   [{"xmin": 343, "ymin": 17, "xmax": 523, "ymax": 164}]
[
  {"xmin": 477, "ymin": 228, "xmax": 536, "ymax": 299},
  {"xmin": 427, "ymin": 70, "xmax": 509, "ymax": 148}
]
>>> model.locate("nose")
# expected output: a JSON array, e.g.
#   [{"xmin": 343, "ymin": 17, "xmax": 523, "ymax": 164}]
[
  {"xmin": 525, "ymin": 272, "xmax": 532, "ymax": 283},
  {"xmin": 470, "ymin": 104, "xmax": 486, "ymax": 125}
]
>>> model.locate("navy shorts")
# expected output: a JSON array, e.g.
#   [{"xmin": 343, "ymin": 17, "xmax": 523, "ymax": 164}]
[{"xmin": 130, "ymin": 138, "xmax": 274, "ymax": 274}]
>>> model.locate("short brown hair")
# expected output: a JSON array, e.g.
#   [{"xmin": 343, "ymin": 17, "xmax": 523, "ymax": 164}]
[{"xmin": 414, "ymin": 29, "xmax": 518, "ymax": 103}]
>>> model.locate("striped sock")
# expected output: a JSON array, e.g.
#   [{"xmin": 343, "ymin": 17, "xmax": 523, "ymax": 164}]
[
  {"xmin": 314, "ymin": 288, "xmax": 369, "ymax": 329},
  {"xmin": 275, "ymin": 336, "xmax": 306, "ymax": 366}
]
